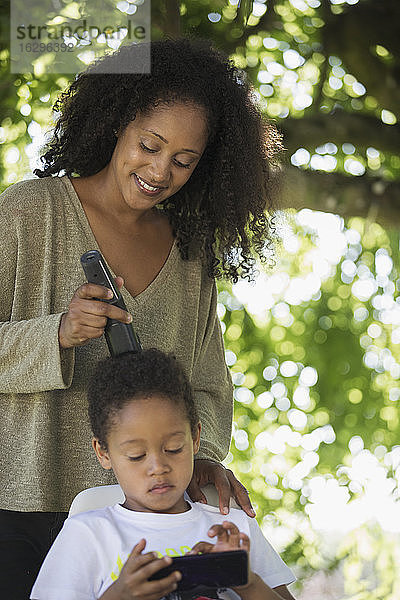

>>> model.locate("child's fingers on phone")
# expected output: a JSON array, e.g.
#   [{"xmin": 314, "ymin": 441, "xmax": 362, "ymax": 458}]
[
  {"xmin": 124, "ymin": 553, "xmax": 159, "ymax": 575},
  {"xmin": 143, "ymin": 568, "xmax": 181, "ymax": 597},
  {"xmin": 187, "ymin": 541, "xmax": 214, "ymax": 554},
  {"xmin": 222, "ymin": 521, "xmax": 240, "ymax": 548},
  {"xmin": 208, "ymin": 523, "xmax": 229, "ymax": 545},
  {"xmin": 124, "ymin": 539, "xmax": 160, "ymax": 571},
  {"xmin": 134, "ymin": 554, "xmax": 173, "ymax": 579},
  {"xmin": 122, "ymin": 567, "xmax": 180, "ymax": 600},
  {"xmin": 239, "ymin": 532, "xmax": 251, "ymax": 552},
  {"xmin": 209, "ymin": 520, "xmax": 239, "ymax": 537},
  {"xmin": 208, "ymin": 521, "xmax": 242, "ymax": 548},
  {"xmin": 130, "ymin": 559, "xmax": 180, "ymax": 597},
  {"xmin": 208, "ymin": 523, "xmax": 225, "ymax": 536},
  {"xmin": 131, "ymin": 538, "xmax": 147, "ymax": 555},
  {"xmin": 222, "ymin": 520, "xmax": 241, "ymax": 546}
]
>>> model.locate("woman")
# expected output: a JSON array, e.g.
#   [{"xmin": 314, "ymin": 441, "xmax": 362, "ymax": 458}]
[{"xmin": 0, "ymin": 38, "xmax": 281, "ymax": 597}]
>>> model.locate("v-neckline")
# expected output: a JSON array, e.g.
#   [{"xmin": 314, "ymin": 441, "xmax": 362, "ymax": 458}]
[{"xmin": 61, "ymin": 175, "xmax": 178, "ymax": 305}]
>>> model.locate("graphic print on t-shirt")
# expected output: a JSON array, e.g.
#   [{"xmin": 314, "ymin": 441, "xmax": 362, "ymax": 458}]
[{"xmin": 110, "ymin": 545, "xmax": 193, "ymax": 581}]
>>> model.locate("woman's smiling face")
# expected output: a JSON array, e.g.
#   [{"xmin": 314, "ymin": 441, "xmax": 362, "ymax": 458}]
[{"xmin": 109, "ymin": 102, "xmax": 209, "ymax": 212}]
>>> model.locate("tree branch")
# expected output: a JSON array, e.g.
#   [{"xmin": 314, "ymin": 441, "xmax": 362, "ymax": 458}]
[
  {"xmin": 278, "ymin": 111, "xmax": 400, "ymax": 156},
  {"xmin": 323, "ymin": 0, "xmax": 400, "ymax": 117},
  {"xmin": 280, "ymin": 165, "xmax": 400, "ymax": 228},
  {"xmin": 165, "ymin": 0, "xmax": 180, "ymax": 37}
]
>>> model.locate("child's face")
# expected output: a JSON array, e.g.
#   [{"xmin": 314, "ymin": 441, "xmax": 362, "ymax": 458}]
[{"xmin": 93, "ymin": 395, "xmax": 201, "ymax": 514}]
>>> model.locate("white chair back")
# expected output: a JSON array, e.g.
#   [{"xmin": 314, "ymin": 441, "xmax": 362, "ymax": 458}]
[
  {"xmin": 69, "ymin": 483, "xmax": 238, "ymax": 516},
  {"xmin": 69, "ymin": 484, "xmax": 125, "ymax": 516}
]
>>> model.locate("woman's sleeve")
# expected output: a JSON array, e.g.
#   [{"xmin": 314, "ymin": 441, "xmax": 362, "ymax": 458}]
[
  {"xmin": 191, "ymin": 279, "xmax": 234, "ymax": 463},
  {"xmin": 0, "ymin": 197, "xmax": 74, "ymax": 394},
  {"xmin": 0, "ymin": 317, "xmax": 75, "ymax": 394}
]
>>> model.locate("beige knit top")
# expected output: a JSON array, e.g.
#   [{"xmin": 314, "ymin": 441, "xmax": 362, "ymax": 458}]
[{"xmin": 0, "ymin": 176, "xmax": 233, "ymax": 511}]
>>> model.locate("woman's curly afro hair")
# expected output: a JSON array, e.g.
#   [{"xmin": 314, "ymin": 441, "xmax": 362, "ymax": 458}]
[
  {"xmin": 88, "ymin": 348, "xmax": 198, "ymax": 450},
  {"xmin": 35, "ymin": 38, "xmax": 282, "ymax": 281}
]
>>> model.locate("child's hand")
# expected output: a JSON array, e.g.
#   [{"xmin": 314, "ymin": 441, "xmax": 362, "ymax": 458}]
[
  {"xmin": 188, "ymin": 521, "xmax": 250, "ymax": 555},
  {"xmin": 102, "ymin": 539, "xmax": 181, "ymax": 600},
  {"xmin": 188, "ymin": 523, "xmax": 258, "ymax": 596}
]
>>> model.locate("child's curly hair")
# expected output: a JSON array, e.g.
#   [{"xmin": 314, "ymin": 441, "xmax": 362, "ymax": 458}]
[
  {"xmin": 35, "ymin": 38, "xmax": 282, "ymax": 281},
  {"xmin": 88, "ymin": 349, "xmax": 198, "ymax": 450}
]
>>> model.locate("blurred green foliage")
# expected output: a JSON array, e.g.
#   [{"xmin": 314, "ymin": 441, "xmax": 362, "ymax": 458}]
[
  {"xmin": 1, "ymin": 0, "xmax": 399, "ymax": 598},
  {"xmin": 221, "ymin": 213, "xmax": 400, "ymax": 597}
]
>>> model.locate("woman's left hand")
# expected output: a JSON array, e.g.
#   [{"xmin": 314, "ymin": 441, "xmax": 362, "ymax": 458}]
[{"xmin": 187, "ymin": 459, "xmax": 255, "ymax": 518}]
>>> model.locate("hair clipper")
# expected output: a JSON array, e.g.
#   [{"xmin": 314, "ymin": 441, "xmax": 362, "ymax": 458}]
[{"xmin": 80, "ymin": 250, "xmax": 142, "ymax": 357}]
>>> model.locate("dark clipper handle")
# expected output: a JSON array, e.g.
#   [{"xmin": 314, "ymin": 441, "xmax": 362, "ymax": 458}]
[{"xmin": 80, "ymin": 250, "xmax": 142, "ymax": 356}]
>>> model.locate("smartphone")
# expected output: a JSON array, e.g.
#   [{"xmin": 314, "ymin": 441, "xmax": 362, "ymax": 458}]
[
  {"xmin": 80, "ymin": 250, "xmax": 142, "ymax": 356},
  {"xmin": 149, "ymin": 549, "xmax": 248, "ymax": 591}
]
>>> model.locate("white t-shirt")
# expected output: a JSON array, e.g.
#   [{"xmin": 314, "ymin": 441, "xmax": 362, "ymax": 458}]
[{"xmin": 31, "ymin": 500, "xmax": 295, "ymax": 600}]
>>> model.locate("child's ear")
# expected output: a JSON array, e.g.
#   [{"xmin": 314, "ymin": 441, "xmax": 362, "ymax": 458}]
[
  {"xmin": 92, "ymin": 438, "xmax": 112, "ymax": 470},
  {"xmin": 192, "ymin": 422, "xmax": 201, "ymax": 455}
]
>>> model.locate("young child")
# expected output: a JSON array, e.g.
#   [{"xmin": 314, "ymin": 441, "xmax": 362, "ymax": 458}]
[{"xmin": 30, "ymin": 349, "xmax": 296, "ymax": 600}]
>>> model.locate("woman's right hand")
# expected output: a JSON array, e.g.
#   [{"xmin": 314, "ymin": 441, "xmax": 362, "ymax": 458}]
[{"xmin": 59, "ymin": 277, "xmax": 132, "ymax": 349}]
